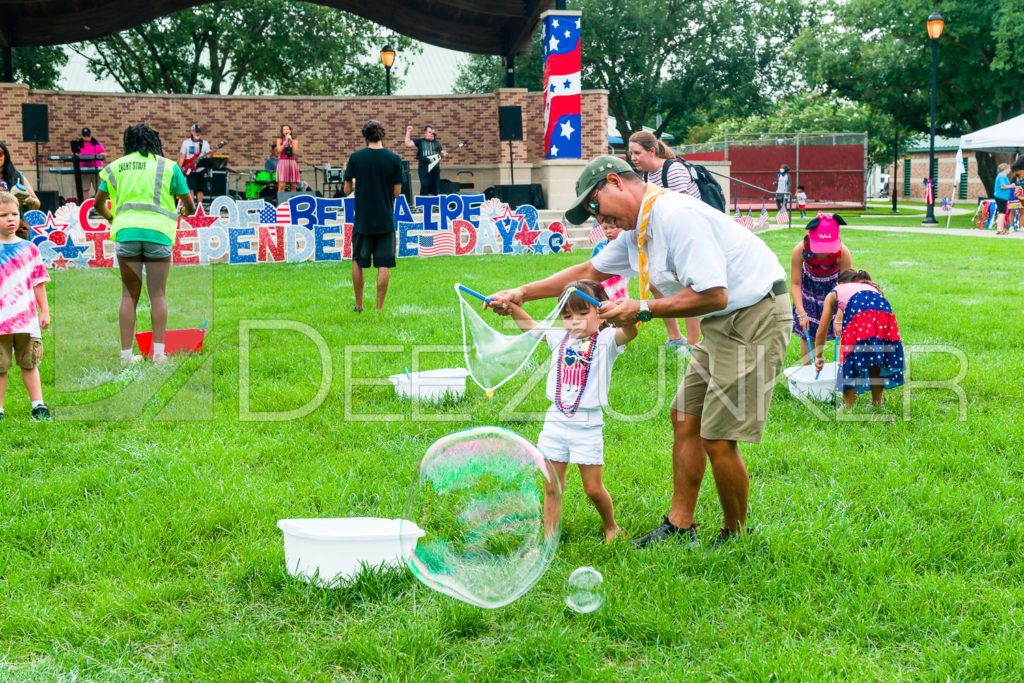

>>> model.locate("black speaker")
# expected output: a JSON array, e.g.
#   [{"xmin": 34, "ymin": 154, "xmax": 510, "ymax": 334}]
[
  {"xmin": 21, "ymin": 103, "xmax": 49, "ymax": 143},
  {"xmin": 493, "ymin": 183, "xmax": 545, "ymax": 209},
  {"xmin": 401, "ymin": 160, "xmax": 412, "ymax": 204},
  {"xmin": 36, "ymin": 190, "xmax": 59, "ymax": 214},
  {"xmin": 498, "ymin": 106, "xmax": 523, "ymax": 142},
  {"xmin": 209, "ymin": 170, "xmax": 228, "ymax": 197}
]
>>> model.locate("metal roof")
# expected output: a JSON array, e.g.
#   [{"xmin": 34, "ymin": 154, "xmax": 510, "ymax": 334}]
[{"xmin": 2, "ymin": 0, "xmax": 552, "ymax": 56}]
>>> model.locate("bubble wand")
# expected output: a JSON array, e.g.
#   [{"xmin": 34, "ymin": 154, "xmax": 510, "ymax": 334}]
[
  {"xmin": 568, "ymin": 287, "xmax": 604, "ymax": 308},
  {"xmin": 456, "ymin": 283, "xmax": 493, "ymax": 305}
]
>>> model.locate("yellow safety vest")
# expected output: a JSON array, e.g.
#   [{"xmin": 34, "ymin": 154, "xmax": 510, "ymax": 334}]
[{"xmin": 102, "ymin": 152, "xmax": 178, "ymax": 243}]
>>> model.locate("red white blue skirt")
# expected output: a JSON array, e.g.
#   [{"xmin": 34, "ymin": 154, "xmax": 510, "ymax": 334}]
[{"xmin": 838, "ymin": 290, "xmax": 905, "ymax": 393}]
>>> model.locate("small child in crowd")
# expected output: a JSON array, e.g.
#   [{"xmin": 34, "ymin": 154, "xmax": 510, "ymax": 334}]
[
  {"xmin": 796, "ymin": 185, "xmax": 808, "ymax": 218},
  {"xmin": 815, "ymin": 269, "xmax": 904, "ymax": 410},
  {"xmin": 508, "ymin": 280, "xmax": 638, "ymax": 542},
  {"xmin": 0, "ymin": 191, "xmax": 51, "ymax": 421}
]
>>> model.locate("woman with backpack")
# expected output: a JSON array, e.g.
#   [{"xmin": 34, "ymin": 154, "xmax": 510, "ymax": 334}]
[{"xmin": 628, "ymin": 131, "xmax": 701, "ymax": 352}]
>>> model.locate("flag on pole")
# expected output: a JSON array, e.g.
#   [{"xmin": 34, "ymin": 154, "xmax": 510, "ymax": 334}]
[
  {"xmin": 954, "ymin": 148, "xmax": 966, "ymax": 182},
  {"xmin": 742, "ymin": 209, "xmax": 754, "ymax": 230},
  {"xmin": 588, "ymin": 222, "xmax": 604, "ymax": 244},
  {"xmin": 542, "ymin": 14, "xmax": 583, "ymax": 159},
  {"xmin": 776, "ymin": 208, "xmax": 789, "ymax": 226},
  {"xmin": 733, "ymin": 207, "xmax": 744, "ymax": 226},
  {"xmin": 757, "ymin": 204, "xmax": 769, "ymax": 231}
]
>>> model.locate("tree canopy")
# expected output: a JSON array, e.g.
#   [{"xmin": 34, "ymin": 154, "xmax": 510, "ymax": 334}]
[
  {"xmin": 69, "ymin": 0, "xmax": 420, "ymax": 96},
  {"xmin": 11, "ymin": 46, "xmax": 68, "ymax": 90}
]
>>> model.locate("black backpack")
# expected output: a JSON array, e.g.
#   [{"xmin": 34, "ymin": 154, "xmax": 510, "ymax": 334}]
[{"xmin": 650, "ymin": 157, "xmax": 727, "ymax": 213}]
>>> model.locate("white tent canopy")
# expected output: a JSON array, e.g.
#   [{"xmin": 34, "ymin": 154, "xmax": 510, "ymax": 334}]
[{"xmin": 959, "ymin": 113, "xmax": 1024, "ymax": 153}]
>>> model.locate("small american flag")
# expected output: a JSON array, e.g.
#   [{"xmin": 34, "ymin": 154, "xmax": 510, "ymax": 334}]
[
  {"xmin": 776, "ymin": 208, "xmax": 789, "ymax": 226},
  {"xmin": 418, "ymin": 231, "xmax": 456, "ymax": 257},
  {"xmin": 588, "ymin": 222, "xmax": 604, "ymax": 244},
  {"xmin": 743, "ymin": 209, "xmax": 755, "ymax": 230},
  {"xmin": 276, "ymin": 200, "xmax": 291, "ymax": 225},
  {"xmin": 757, "ymin": 204, "xmax": 769, "ymax": 231}
]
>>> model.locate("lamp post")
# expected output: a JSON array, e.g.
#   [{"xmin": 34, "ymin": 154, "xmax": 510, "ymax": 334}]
[
  {"xmin": 922, "ymin": 11, "xmax": 944, "ymax": 225},
  {"xmin": 380, "ymin": 44, "xmax": 396, "ymax": 96}
]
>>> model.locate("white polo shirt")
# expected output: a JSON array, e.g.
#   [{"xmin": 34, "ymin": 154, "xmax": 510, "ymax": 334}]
[{"xmin": 589, "ymin": 189, "xmax": 786, "ymax": 317}]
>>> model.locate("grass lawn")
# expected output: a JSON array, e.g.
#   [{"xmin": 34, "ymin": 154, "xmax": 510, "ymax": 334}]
[{"xmin": 2, "ymin": 229, "xmax": 1024, "ymax": 680}]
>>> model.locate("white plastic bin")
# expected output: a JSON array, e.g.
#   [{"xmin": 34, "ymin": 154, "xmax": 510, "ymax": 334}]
[
  {"xmin": 784, "ymin": 363, "xmax": 838, "ymax": 402},
  {"xmin": 389, "ymin": 368, "xmax": 469, "ymax": 402},
  {"xmin": 277, "ymin": 517, "xmax": 424, "ymax": 587}
]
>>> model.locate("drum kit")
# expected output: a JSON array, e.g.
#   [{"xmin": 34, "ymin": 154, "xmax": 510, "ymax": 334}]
[{"xmin": 229, "ymin": 155, "xmax": 278, "ymax": 203}]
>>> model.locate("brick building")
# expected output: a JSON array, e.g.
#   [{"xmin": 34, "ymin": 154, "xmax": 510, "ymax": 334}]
[
  {"xmin": 898, "ymin": 136, "xmax": 986, "ymax": 202},
  {"xmin": 0, "ymin": 82, "xmax": 608, "ymax": 211}
]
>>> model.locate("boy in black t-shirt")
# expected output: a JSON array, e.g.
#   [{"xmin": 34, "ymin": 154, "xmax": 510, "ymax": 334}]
[{"xmin": 344, "ymin": 120, "xmax": 404, "ymax": 313}]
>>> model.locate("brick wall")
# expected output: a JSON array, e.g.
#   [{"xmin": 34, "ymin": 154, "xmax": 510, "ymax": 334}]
[
  {"xmin": 902, "ymin": 149, "xmax": 987, "ymax": 202},
  {"xmin": 0, "ymin": 82, "xmax": 607, "ymax": 200}
]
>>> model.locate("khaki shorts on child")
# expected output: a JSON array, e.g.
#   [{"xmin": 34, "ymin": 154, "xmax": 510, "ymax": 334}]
[{"xmin": 0, "ymin": 334, "xmax": 44, "ymax": 373}]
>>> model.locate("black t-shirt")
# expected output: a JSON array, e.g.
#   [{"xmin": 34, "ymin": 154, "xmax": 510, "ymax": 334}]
[
  {"xmin": 413, "ymin": 137, "xmax": 443, "ymax": 165},
  {"xmin": 344, "ymin": 147, "xmax": 404, "ymax": 235}
]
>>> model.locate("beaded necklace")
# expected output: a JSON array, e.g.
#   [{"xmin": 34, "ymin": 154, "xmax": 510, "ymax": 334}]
[{"xmin": 554, "ymin": 331, "xmax": 598, "ymax": 416}]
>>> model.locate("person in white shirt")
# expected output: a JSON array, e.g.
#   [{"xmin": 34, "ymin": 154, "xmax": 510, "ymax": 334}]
[{"xmin": 488, "ymin": 156, "xmax": 791, "ymax": 549}]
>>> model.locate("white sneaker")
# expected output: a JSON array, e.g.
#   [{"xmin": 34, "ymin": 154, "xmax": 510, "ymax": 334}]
[
  {"xmin": 120, "ymin": 354, "xmax": 143, "ymax": 367},
  {"xmin": 152, "ymin": 353, "xmax": 168, "ymax": 365}
]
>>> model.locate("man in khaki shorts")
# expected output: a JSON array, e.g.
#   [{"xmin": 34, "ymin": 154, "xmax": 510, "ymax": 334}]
[{"xmin": 489, "ymin": 156, "xmax": 790, "ymax": 547}]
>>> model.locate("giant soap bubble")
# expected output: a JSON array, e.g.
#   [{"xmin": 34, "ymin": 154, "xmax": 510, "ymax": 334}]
[{"xmin": 402, "ymin": 426, "xmax": 561, "ymax": 608}]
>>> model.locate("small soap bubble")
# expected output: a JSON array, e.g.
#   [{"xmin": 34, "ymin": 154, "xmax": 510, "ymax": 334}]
[
  {"xmin": 402, "ymin": 426, "xmax": 561, "ymax": 608},
  {"xmin": 565, "ymin": 566, "xmax": 604, "ymax": 613}
]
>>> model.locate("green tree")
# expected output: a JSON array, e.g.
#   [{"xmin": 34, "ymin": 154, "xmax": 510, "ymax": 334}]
[
  {"xmin": 70, "ymin": 0, "xmax": 419, "ymax": 96},
  {"xmin": 453, "ymin": 0, "xmax": 809, "ymax": 139},
  {"xmin": 12, "ymin": 46, "xmax": 68, "ymax": 90},
  {"xmin": 789, "ymin": 0, "xmax": 1024, "ymax": 194}
]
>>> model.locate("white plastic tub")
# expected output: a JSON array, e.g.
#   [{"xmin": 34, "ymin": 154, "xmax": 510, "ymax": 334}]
[
  {"xmin": 784, "ymin": 363, "xmax": 838, "ymax": 402},
  {"xmin": 389, "ymin": 368, "xmax": 469, "ymax": 402},
  {"xmin": 277, "ymin": 517, "xmax": 424, "ymax": 587}
]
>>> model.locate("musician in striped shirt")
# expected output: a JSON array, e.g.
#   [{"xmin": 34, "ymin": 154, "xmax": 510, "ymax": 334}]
[{"xmin": 628, "ymin": 131, "xmax": 701, "ymax": 352}]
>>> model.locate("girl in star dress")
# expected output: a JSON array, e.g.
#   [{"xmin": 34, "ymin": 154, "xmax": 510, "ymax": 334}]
[
  {"xmin": 814, "ymin": 269, "xmax": 905, "ymax": 410},
  {"xmin": 507, "ymin": 280, "xmax": 638, "ymax": 542}
]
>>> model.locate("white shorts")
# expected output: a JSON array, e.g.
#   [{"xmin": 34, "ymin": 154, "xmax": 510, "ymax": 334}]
[{"xmin": 537, "ymin": 420, "xmax": 604, "ymax": 466}]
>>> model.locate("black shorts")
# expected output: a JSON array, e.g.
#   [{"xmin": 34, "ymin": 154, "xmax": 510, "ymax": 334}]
[
  {"xmin": 186, "ymin": 170, "xmax": 208, "ymax": 193},
  {"xmin": 995, "ymin": 197, "xmax": 1009, "ymax": 215},
  {"xmin": 352, "ymin": 231, "xmax": 396, "ymax": 268}
]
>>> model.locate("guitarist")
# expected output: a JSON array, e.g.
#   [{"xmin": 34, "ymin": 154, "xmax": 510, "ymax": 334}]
[
  {"xmin": 178, "ymin": 124, "xmax": 211, "ymax": 205},
  {"xmin": 404, "ymin": 124, "xmax": 446, "ymax": 196}
]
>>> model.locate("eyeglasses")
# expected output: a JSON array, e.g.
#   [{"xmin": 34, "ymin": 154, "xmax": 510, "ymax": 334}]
[{"xmin": 586, "ymin": 180, "xmax": 608, "ymax": 217}]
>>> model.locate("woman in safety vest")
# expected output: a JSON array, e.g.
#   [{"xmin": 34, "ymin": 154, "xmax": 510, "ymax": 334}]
[{"xmin": 95, "ymin": 124, "xmax": 195, "ymax": 365}]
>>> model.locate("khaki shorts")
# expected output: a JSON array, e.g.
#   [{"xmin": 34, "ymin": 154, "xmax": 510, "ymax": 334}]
[
  {"xmin": 671, "ymin": 290, "xmax": 791, "ymax": 443},
  {"xmin": 0, "ymin": 334, "xmax": 44, "ymax": 373}
]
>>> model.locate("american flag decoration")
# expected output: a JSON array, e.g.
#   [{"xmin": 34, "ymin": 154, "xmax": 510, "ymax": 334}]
[
  {"xmin": 588, "ymin": 222, "xmax": 604, "ymax": 244},
  {"xmin": 541, "ymin": 11, "xmax": 582, "ymax": 159},
  {"xmin": 923, "ymin": 178, "xmax": 933, "ymax": 206},
  {"xmin": 776, "ymin": 208, "xmax": 789, "ymax": 226},
  {"xmin": 743, "ymin": 209, "xmax": 755, "ymax": 230},
  {"xmin": 757, "ymin": 204, "xmax": 769, "ymax": 231},
  {"xmin": 733, "ymin": 207, "xmax": 744, "ymax": 225},
  {"xmin": 258, "ymin": 200, "xmax": 291, "ymax": 225},
  {"xmin": 418, "ymin": 231, "xmax": 456, "ymax": 257}
]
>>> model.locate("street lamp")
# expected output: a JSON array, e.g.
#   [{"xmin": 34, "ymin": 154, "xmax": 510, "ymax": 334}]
[
  {"xmin": 380, "ymin": 44, "xmax": 396, "ymax": 96},
  {"xmin": 922, "ymin": 11, "xmax": 944, "ymax": 225}
]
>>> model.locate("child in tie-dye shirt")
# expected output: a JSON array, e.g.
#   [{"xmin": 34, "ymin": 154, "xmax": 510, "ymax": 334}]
[{"xmin": 0, "ymin": 191, "xmax": 51, "ymax": 420}]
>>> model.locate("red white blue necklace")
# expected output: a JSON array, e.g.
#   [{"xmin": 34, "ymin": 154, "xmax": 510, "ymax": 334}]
[{"xmin": 555, "ymin": 332, "xmax": 597, "ymax": 416}]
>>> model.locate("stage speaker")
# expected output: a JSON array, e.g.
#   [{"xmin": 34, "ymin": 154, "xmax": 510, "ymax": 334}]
[
  {"xmin": 21, "ymin": 103, "xmax": 49, "ymax": 143},
  {"xmin": 401, "ymin": 160, "xmax": 412, "ymax": 204},
  {"xmin": 36, "ymin": 190, "xmax": 59, "ymax": 214},
  {"xmin": 209, "ymin": 170, "xmax": 228, "ymax": 197},
  {"xmin": 498, "ymin": 106, "xmax": 523, "ymax": 142},
  {"xmin": 493, "ymin": 183, "xmax": 545, "ymax": 209},
  {"xmin": 277, "ymin": 190, "xmax": 315, "ymax": 206}
]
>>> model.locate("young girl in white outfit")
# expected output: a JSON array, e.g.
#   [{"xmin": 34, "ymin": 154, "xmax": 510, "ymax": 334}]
[{"xmin": 508, "ymin": 280, "xmax": 638, "ymax": 542}]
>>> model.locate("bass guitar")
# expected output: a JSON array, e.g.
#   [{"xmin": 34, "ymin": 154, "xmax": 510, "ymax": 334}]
[
  {"xmin": 426, "ymin": 140, "xmax": 468, "ymax": 172},
  {"xmin": 182, "ymin": 140, "xmax": 227, "ymax": 177}
]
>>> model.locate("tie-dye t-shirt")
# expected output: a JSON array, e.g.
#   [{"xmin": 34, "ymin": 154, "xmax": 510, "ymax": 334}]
[{"xmin": 0, "ymin": 239, "xmax": 50, "ymax": 337}]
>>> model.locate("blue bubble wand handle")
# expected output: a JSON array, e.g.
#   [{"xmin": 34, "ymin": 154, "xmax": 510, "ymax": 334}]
[
  {"xmin": 200, "ymin": 319, "xmax": 208, "ymax": 331},
  {"xmin": 569, "ymin": 287, "xmax": 603, "ymax": 309},
  {"xmin": 455, "ymin": 283, "xmax": 493, "ymax": 304}
]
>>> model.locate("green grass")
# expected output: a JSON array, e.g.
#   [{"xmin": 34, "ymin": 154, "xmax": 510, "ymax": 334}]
[{"xmin": 2, "ymin": 230, "xmax": 1024, "ymax": 680}]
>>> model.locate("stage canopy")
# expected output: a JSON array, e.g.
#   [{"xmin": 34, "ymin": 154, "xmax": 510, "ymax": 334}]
[
  {"xmin": 1, "ymin": 0, "xmax": 552, "ymax": 56},
  {"xmin": 959, "ymin": 113, "xmax": 1024, "ymax": 154}
]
